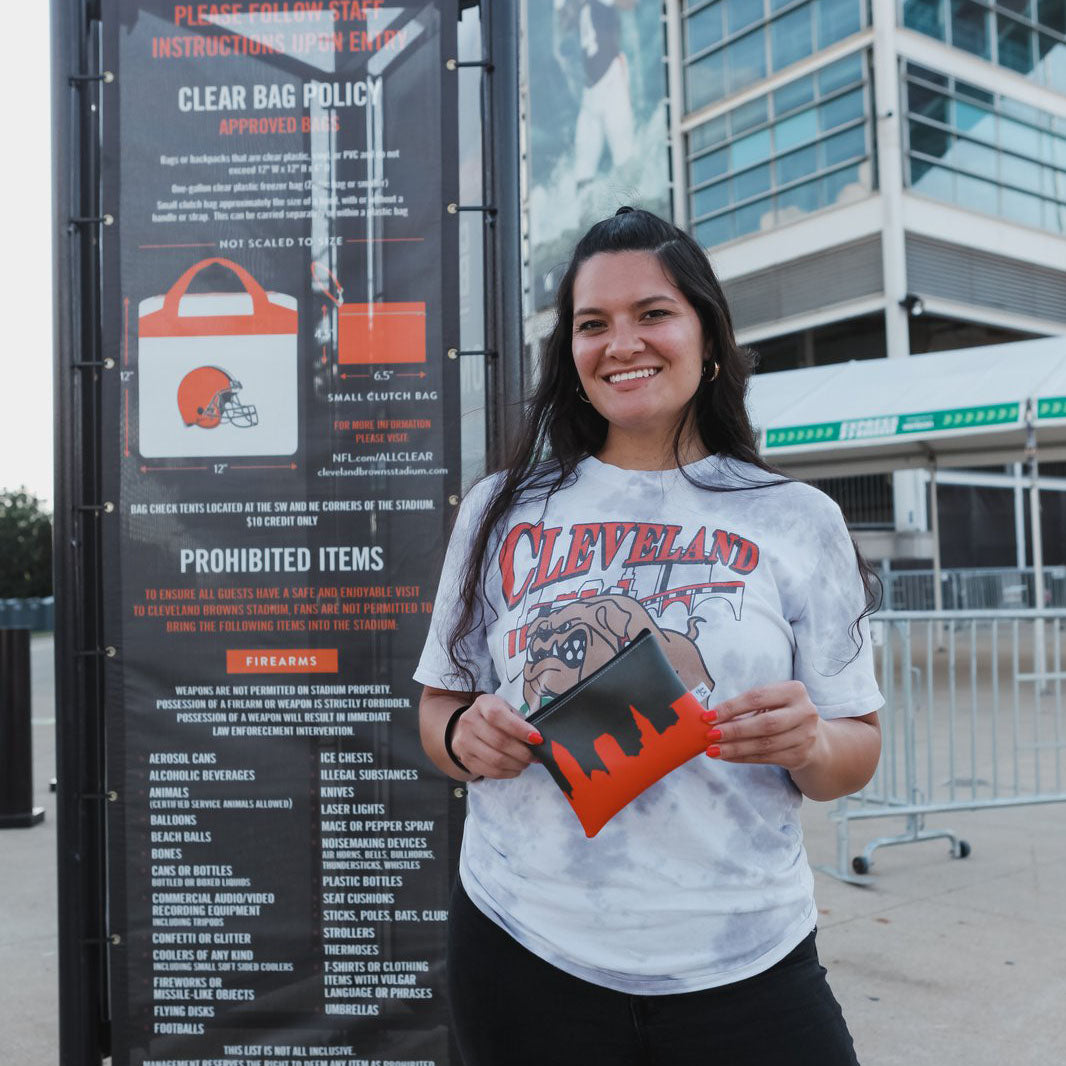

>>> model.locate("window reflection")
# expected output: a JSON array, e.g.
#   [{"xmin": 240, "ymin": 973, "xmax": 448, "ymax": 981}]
[
  {"xmin": 734, "ymin": 196, "xmax": 773, "ymax": 237},
  {"xmin": 956, "ymin": 173, "xmax": 999, "ymax": 214},
  {"xmin": 776, "ymin": 178, "xmax": 821, "ymax": 218},
  {"xmin": 775, "ymin": 109, "xmax": 819, "ymax": 151},
  {"xmin": 954, "ymin": 100, "xmax": 996, "ymax": 142},
  {"xmin": 683, "ymin": 0, "xmax": 864, "ymax": 114},
  {"xmin": 903, "ymin": 64, "xmax": 1066, "ymax": 235},
  {"xmin": 732, "ymin": 127, "xmax": 772, "ymax": 168},
  {"xmin": 726, "ymin": 0, "xmax": 762, "ymax": 36},
  {"xmin": 693, "ymin": 179, "xmax": 732, "ymax": 218},
  {"xmin": 910, "ymin": 120, "xmax": 952, "ymax": 160},
  {"xmin": 728, "ymin": 28, "xmax": 767, "ymax": 93},
  {"xmin": 1001, "ymin": 186, "xmax": 1044, "ymax": 226},
  {"xmin": 818, "ymin": 88, "xmax": 863, "ymax": 131},
  {"xmin": 734, "ymin": 162, "xmax": 772, "ymax": 201},
  {"xmin": 688, "ymin": 1, "xmax": 724, "ymax": 56},
  {"xmin": 823, "ymin": 124, "xmax": 865, "ymax": 166},
  {"xmin": 777, "ymin": 144, "xmax": 819, "ymax": 184},
  {"xmin": 692, "ymin": 147, "xmax": 730, "ymax": 185},
  {"xmin": 774, "ymin": 75, "xmax": 815, "ymax": 114},
  {"xmin": 686, "ymin": 50, "xmax": 726, "ymax": 111},
  {"xmin": 904, "ymin": 0, "xmax": 945, "ymax": 37},
  {"xmin": 951, "ymin": 136, "xmax": 999, "ymax": 175},
  {"xmin": 905, "ymin": 0, "xmax": 1066, "ymax": 94},
  {"xmin": 816, "ymin": 0, "xmax": 861, "ymax": 47},
  {"xmin": 951, "ymin": 0, "xmax": 991, "ymax": 59},
  {"xmin": 772, "ymin": 6, "xmax": 814, "ymax": 70},
  {"xmin": 1038, "ymin": 35, "xmax": 1066, "ymax": 92},
  {"xmin": 998, "ymin": 12, "xmax": 1035, "ymax": 74},
  {"xmin": 686, "ymin": 50, "xmax": 872, "ymax": 247},
  {"xmin": 818, "ymin": 52, "xmax": 863, "ymax": 93}
]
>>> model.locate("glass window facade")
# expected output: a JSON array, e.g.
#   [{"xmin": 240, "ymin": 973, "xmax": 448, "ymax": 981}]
[
  {"xmin": 687, "ymin": 52, "xmax": 873, "ymax": 247},
  {"xmin": 904, "ymin": 62, "xmax": 1066, "ymax": 234},
  {"xmin": 901, "ymin": 0, "xmax": 1066, "ymax": 93},
  {"xmin": 684, "ymin": 0, "xmax": 866, "ymax": 112}
]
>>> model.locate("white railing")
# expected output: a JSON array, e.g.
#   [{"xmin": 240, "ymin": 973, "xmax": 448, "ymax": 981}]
[
  {"xmin": 819, "ymin": 609, "xmax": 1066, "ymax": 883},
  {"xmin": 881, "ymin": 567, "xmax": 1066, "ymax": 611}
]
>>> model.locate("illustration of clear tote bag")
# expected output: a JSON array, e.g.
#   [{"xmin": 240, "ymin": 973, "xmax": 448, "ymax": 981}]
[{"xmin": 138, "ymin": 257, "xmax": 298, "ymax": 458}]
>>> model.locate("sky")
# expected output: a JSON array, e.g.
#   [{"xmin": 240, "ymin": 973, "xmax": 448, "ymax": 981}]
[{"xmin": 1, "ymin": 4, "xmax": 54, "ymax": 505}]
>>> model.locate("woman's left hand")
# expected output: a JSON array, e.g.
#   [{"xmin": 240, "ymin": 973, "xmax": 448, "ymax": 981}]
[{"xmin": 701, "ymin": 680, "xmax": 823, "ymax": 772}]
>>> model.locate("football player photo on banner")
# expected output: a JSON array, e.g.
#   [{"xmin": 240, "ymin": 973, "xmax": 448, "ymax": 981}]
[
  {"xmin": 98, "ymin": 3, "xmax": 460, "ymax": 1064},
  {"xmin": 524, "ymin": 0, "xmax": 671, "ymax": 310}
]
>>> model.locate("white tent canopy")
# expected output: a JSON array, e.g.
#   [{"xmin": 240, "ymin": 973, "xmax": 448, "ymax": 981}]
[{"xmin": 747, "ymin": 336, "xmax": 1066, "ymax": 481}]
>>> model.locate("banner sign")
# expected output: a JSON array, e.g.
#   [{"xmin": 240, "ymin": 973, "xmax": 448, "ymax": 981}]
[
  {"xmin": 100, "ymin": 3, "xmax": 459, "ymax": 1063},
  {"xmin": 764, "ymin": 403, "xmax": 1023, "ymax": 449},
  {"xmin": 524, "ymin": 0, "xmax": 670, "ymax": 310}
]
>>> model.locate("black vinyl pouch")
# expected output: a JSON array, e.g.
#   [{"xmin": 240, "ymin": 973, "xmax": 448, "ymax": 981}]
[{"xmin": 527, "ymin": 630, "xmax": 710, "ymax": 837}]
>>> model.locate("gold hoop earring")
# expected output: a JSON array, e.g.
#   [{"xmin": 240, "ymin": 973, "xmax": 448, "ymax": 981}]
[
  {"xmin": 576, "ymin": 383, "xmax": 593, "ymax": 404},
  {"xmin": 703, "ymin": 361, "xmax": 720, "ymax": 381}
]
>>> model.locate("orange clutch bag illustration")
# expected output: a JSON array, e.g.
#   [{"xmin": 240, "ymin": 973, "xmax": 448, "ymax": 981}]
[{"xmin": 527, "ymin": 630, "xmax": 710, "ymax": 838}]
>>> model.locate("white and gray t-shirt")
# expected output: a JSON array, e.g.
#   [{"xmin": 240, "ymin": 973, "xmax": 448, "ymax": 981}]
[{"xmin": 415, "ymin": 454, "xmax": 883, "ymax": 994}]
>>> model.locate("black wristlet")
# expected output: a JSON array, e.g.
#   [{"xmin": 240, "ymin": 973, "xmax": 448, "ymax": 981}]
[{"xmin": 444, "ymin": 703, "xmax": 473, "ymax": 774}]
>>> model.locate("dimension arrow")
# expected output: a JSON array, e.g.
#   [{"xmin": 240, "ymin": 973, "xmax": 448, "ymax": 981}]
[
  {"xmin": 229, "ymin": 463, "xmax": 299, "ymax": 471},
  {"xmin": 140, "ymin": 464, "xmax": 209, "ymax": 473}
]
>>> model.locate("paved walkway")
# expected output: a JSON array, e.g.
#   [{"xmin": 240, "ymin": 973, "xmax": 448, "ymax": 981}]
[{"xmin": 3, "ymin": 634, "xmax": 1064, "ymax": 1064}]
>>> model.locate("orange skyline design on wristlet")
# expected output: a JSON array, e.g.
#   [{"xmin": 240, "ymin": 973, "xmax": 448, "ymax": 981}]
[{"xmin": 543, "ymin": 690, "xmax": 708, "ymax": 837}]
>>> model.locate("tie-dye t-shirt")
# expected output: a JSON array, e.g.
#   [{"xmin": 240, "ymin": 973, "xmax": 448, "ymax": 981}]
[{"xmin": 414, "ymin": 454, "xmax": 883, "ymax": 994}]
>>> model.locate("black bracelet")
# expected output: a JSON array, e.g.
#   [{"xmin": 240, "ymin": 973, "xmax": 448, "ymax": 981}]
[{"xmin": 444, "ymin": 703, "xmax": 473, "ymax": 774}]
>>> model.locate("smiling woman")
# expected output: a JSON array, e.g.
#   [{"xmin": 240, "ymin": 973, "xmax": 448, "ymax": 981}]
[
  {"xmin": 571, "ymin": 249, "xmax": 710, "ymax": 468},
  {"xmin": 415, "ymin": 208, "xmax": 884, "ymax": 1066}
]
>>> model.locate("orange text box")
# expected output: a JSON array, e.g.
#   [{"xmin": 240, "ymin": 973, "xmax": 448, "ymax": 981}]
[
  {"xmin": 226, "ymin": 648, "xmax": 339, "ymax": 674},
  {"xmin": 339, "ymin": 302, "xmax": 426, "ymax": 365}
]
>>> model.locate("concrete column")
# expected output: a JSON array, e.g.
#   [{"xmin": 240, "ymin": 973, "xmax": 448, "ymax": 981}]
[
  {"xmin": 871, "ymin": 0, "xmax": 909, "ymax": 361},
  {"xmin": 665, "ymin": 0, "xmax": 688, "ymax": 229},
  {"xmin": 871, "ymin": 1, "xmax": 927, "ymax": 546}
]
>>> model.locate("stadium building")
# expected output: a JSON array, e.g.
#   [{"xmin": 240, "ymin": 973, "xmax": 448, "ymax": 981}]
[{"xmin": 515, "ymin": 0, "xmax": 1066, "ymax": 586}]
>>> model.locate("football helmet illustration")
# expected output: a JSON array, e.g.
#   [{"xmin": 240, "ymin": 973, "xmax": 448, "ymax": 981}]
[{"xmin": 177, "ymin": 366, "xmax": 258, "ymax": 429}]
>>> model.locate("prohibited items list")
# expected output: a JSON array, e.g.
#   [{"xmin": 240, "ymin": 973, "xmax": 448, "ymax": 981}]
[{"xmin": 101, "ymin": 3, "xmax": 460, "ymax": 1063}]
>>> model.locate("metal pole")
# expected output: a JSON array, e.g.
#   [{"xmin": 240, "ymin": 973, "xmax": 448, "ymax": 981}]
[
  {"xmin": 929, "ymin": 464, "xmax": 946, "ymax": 649},
  {"xmin": 1013, "ymin": 461, "xmax": 1027, "ymax": 571},
  {"xmin": 483, "ymin": 0, "xmax": 524, "ymax": 468},
  {"xmin": 1026, "ymin": 399, "xmax": 1048, "ymax": 689},
  {"xmin": 53, "ymin": 0, "xmax": 111, "ymax": 1061}
]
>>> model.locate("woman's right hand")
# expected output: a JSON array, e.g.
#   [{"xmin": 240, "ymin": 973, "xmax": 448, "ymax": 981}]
[{"xmin": 449, "ymin": 695, "xmax": 543, "ymax": 780}]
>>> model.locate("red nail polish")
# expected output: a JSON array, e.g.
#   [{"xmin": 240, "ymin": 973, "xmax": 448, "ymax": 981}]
[
  {"xmin": 706, "ymin": 745, "xmax": 721, "ymax": 758},
  {"xmin": 700, "ymin": 709, "xmax": 718, "ymax": 723},
  {"xmin": 528, "ymin": 731, "xmax": 543, "ymax": 745},
  {"xmin": 707, "ymin": 727, "xmax": 722, "ymax": 741}
]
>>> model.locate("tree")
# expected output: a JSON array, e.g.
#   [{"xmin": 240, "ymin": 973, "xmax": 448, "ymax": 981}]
[{"xmin": 0, "ymin": 488, "xmax": 53, "ymax": 598}]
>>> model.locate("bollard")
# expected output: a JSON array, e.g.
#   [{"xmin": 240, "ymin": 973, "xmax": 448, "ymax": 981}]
[{"xmin": 0, "ymin": 628, "xmax": 45, "ymax": 827}]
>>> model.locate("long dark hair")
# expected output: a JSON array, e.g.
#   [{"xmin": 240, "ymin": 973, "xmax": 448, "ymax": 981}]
[{"xmin": 446, "ymin": 207, "xmax": 879, "ymax": 691}]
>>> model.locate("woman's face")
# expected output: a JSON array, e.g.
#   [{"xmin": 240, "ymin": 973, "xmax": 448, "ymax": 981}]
[{"xmin": 571, "ymin": 250, "xmax": 707, "ymax": 452}]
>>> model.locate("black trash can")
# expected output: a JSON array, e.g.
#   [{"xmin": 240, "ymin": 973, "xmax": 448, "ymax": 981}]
[{"xmin": 0, "ymin": 628, "xmax": 45, "ymax": 828}]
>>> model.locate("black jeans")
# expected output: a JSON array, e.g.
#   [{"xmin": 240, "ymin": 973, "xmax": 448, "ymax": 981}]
[{"xmin": 448, "ymin": 879, "xmax": 860, "ymax": 1066}]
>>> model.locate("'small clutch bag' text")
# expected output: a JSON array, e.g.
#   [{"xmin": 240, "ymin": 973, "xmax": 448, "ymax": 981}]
[{"xmin": 526, "ymin": 630, "xmax": 711, "ymax": 837}]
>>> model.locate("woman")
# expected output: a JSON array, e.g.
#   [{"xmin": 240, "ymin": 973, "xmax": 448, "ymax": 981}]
[{"xmin": 415, "ymin": 208, "xmax": 883, "ymax": 1065}]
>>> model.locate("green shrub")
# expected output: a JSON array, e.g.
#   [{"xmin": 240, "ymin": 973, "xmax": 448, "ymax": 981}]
[{"xmin": 0, "ymin": 488, "xmax": 53, "ymax": 598}]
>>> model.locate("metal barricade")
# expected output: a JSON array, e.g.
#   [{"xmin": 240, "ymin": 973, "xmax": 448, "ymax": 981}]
[
  {"xmin": 882, "ymin": 567, "xmax": 1066, "ymax": 611},
  {"xmin": 818, "ymin": 609, "xmax": 1066, "ymax": 884}
]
